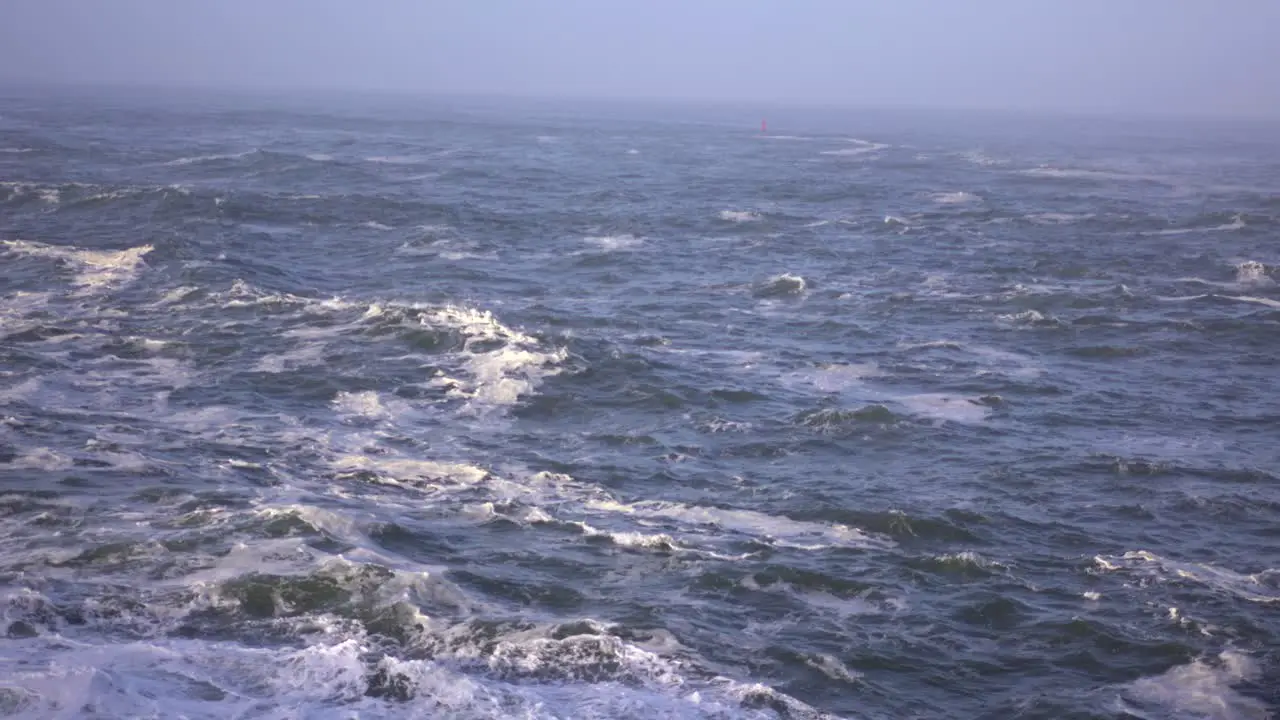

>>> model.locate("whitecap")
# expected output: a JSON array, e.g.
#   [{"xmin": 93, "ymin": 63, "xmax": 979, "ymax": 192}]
[
  {"xmin": 1026, "ymin": 212, "xmax": 1095, "ymax": 224},
  {"xmin": 819, "ymin": 138, "xmax": 889, "ymax": 157},
  {"xmin": 583, "ymin": 234, "xmax": 644, "ymax": 251},
  {"xmin": 931, "ymin": 191, "xmax": 979, "ymax": 204},
  {"xmin": 995, "ymin": 309, "xmax": 1051, "ymax": 327},
  {"xmin": 331, "ymin": 390, "xmax": 392, "ymax": 420},
  {"xmin": 753, "ymin": 273, "xmax": 807, "ymax": 298},
  {"xmin": 365, "ymin": 155, "xmax": 423, "ymax": 165},
  {"xmin": 718, "ymin": 210, "xmax": 760, "ymax": 223},
  {"xmin": 362, "ymin": 221, "xmax": 394, "ymax": 231},
  {"xmin": 1234, "ymin": 260, "xmax": 1272, "ymax": 286},
  {"xmin": 1147, "ymin": 215, "xmax": 1246, "ymax": 237},
  {"xmin": 1021, "ymin": 166, "xmax": 1155, "ymax": 182},
  {"xmin": 164, "ymin": 151, "xmax": 251, "ymax": 166},
  {"xmin": 0, "ymin": 239, "xmax": 153, "ymax": 292},
  {"xmin": 808, "ymin": 363, "xmax": 883, "ymax": 392},
  {"xmin": 897, "ymin": 394, "xmax": 992, "ymax": 424},
  {"xmin": 331, "ymin": 454, "xmax": 490, "ymax": 488},
  {"xmin": 1120, "ymin": 651, "xmax": 1269, "ymax": 720},
  {"xmin": 584, "ymin": 496, "xmax": 890, "ymax": 552},
  {"xmin": 958, "ymin": 150, "xmax": 1004, "ymax": 167},
  {"xmin": 1094, "ymin": 550, "xmax": 1279, "ymax": 603},
  {"xmin": 1223, "ymin": 295, "xmax": 1280, "ymax": 309}
]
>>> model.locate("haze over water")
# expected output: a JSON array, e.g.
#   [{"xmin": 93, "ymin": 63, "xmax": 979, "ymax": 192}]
[{"xmin": 2, "ymin": 3, "xmax": 1279, "ymax": 719}]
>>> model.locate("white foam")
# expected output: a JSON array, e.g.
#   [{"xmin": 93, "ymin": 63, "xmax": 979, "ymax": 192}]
[
  {"xmin": 164, "ymin": 151, "xmax": 251, "ymax": 166},
  {"xmin": 898, "ymin": 339, "xmax": 964, "ymax": 351},
  {"xmin": 931, "ymin": 191, "xmax": 979, "ymax": 204},
  {"xmin": 807, "ymin": 363, "xmax": 882, "ymax": 392},
  {"xmin": 252, "ymin": 343, "xmax": 327, "ymax": 373},
  {"xmin": 365, "ymin": 155, "xmax": 423, "ymax": 165},
  {"xmin": 897, "ymin": 394, "xmax": 992, "ymax": 424},
  {"xmin": 9, "ymin": 447, "xmax": 74, "ymax": 472},
  {"xmin": 584, "ymin": 234, "xmax": 644, "ymax": 251},
  {"xmin": 1094, "ymin": 551, "xmax": 1278, "ymax": 604},
  {"xmin": 1234, "ymin": 260, "xmax": 1273, "ymax": 287},
  {"xmin": 408, "ymin": 305, "xmax": 565, "ymax": 411},
  {"xmin": 1120, "ymin": 651, "xmax": 1268, "ymax": 720},
  {"xmin": 0, "ymin": 608, "xmax": 850, "ymax": 719},
  {"xmin": 332, "ymin": 390, "xmax": 392, "ymax": 420},
  {"xmin": 819, "ymin": 138, "xmax": 889, "ymax": 157},
  {"xmin": 718, "ymin": 210, "xmax": 760, "ymax": 223},
  {"xmin": 1, "ymin": 239, "xmax": 153, "ymax": 292},
  {"xmin": 626, "ymin": 148, "xmax": 640, "ymax": 155},
  {"xmin": 305, "ymin": 153, "xmax": 334, "ymax": 162},
  {"xmin": 573, "ymin": 522, "xmax": 682, "ymax": 551},
  {"xmin": 1223, "ymin": 295, "xmax": 1280, "ymax": 309},
  {"xmin": 701, "ymin": 417, "xmax": 752, "ymax": 433},
  {"xmin": 967, "ymin": 345, "xmax": 1043, "ymax": 379},
  {"xmin": 995, "ymin": 309, "xmax": 1049, "ymax": 326},
  {"xmin": 0, "ymin": 147, "xmax": 34, "ymax": 153},
  {"xmin": 1021, "ymin": 166, "xmax": 1154, "ymax": 182},
  {"xmin": 1026, "ymin": 212, "xmax": 1095, "ymax": 224},
  {"xmin": 1148, "ymin": 215, "xmax": 1247, "ymax": 237},
  {"xmin": 362, "ymin": 221, "xmax": 395, "ymax": 231},
  {"xmin": 754, "ymin": 273, "xmax": 807, "ymax": 297},
  {"xmin": 583, "ymin": 496, "xmax": 890, "ymax": 552},
  {"xmin": 332, "ymin": 454, "xmax": 490, "ymax": 488},
  {"xmin": 959, "ymin": 150, "xmax": 1004, "ymax": 167}
]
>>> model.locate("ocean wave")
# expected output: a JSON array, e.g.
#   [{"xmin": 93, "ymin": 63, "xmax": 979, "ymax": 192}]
[
  {"xmin": 1020, "ymin": 166, "xmax": 1164, "ymax": 183},
  {"xmin": 1025, "ymin": 212, "xmax": 1095, "ymax": 225},
  {"xmin": 1146, "ymin": 214, "xmax": 1246, "ymax": 237},
  {"xmin": 957, "ymin": 150, "xmax": 1005, "ymax": 167},
  {"xmin": 718, "ymin": 210, "xmax": 760, "ymax": 223},
  {"xmin": 1095, "ymin": 550, "xmax": 1279, "ymax": 603},
  {"xmin": 1222, "ymin": 295, "xmax": 1280, "ymax": 309},
  {"xmin": 163, "ymin": 150, "xmax": 254, "ymax": 166},
  {"xmin": 1, "ymin": 239, "xmax": 154, "ymax": 292},
  {"xmin": 818, "ymin": 138, "xmax": 889, "ymax": 157},
  {"xmin": 896, "ymin": 393, "xmax": 995, "ymax": 424},
  {"xmin": 753, "ymin": 273, "xmax": 807, "ymax": 298},
  {"xmin": 1233, "ymin": 260, "xmax": 1273, "ymax": 286},
  {"xmin": 583, "ymin": 234, "xmax": 644, "ymax": 251},
  {"xmin": 931, "ymin": 191, "xmax": 979, "ymax": 204},
  {"xmin": 583, "ymin": 495, "xmax": 891, "ymax": 552},
  {"xmin": 1119, "ymin": 651, "xmax": 1269, "ymax": 720},
  {"xmin": 365, "ymin": 155, "xmax": 428, "ymax": 165},
  {"xmin": 201, "ymin": 281, "xmax": 567, "ymax": 414}
]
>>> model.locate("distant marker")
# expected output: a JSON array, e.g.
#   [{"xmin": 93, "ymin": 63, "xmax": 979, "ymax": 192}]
[{"xmin": 761, "ymin": 119, "xmax": 767, "ymax": 134}]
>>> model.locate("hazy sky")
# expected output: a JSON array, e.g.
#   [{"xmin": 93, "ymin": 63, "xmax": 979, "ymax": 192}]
[{"xmin": 2, "ymin": 0, "xmax": 1278, "ymax": 116}]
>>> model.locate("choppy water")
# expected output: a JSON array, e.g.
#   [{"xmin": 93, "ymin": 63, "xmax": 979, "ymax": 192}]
[{"xmin": 2, "ymin": 88, "xmax": 1278, "ymax": 719}]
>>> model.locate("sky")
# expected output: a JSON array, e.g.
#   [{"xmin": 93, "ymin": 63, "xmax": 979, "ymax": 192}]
[{"xmin": 1, "ymin": 0, "xmax": 1278, "ymax": 117}]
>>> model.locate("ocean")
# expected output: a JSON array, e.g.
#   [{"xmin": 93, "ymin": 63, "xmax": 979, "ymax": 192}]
[{"xmin": 1, "ymin": 87, "xmax": 1277, "ymax": 719}]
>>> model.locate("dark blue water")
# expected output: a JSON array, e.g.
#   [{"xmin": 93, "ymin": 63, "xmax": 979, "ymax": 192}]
[{"xmin": 2, "ymin": 88, "xmax": 1278, "ymax": 719}]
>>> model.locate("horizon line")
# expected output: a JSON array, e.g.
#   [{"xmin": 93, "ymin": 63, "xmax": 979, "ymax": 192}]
[{"xmin": 1, "ymin": 76, "xmax": 1277, "ymax": 125}]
